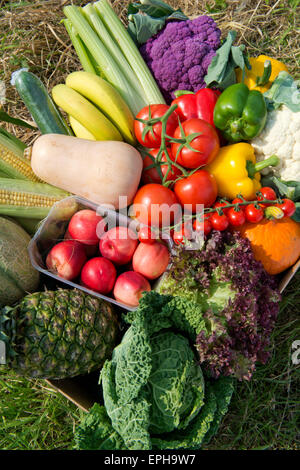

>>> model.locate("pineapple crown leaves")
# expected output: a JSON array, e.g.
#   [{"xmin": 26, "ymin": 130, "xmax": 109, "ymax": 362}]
[{"xmin": 0, "ymin": 305, "xmax": 18, "ymax": 360}]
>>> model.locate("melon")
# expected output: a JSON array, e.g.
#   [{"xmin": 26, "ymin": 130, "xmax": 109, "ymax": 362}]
[{"xmin": 0, "ymin": 217, "xmax": 39, "ymax": 306}]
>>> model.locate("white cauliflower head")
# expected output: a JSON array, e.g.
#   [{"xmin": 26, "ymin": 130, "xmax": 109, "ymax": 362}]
[{"xmin": 251, "ymin": 105, "xmax": 300, "ymax": 181}]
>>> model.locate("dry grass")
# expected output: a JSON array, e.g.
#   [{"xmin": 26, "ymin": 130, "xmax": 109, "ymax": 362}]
[{"xmin": 0, "ymin": 0, "xmax": 299, "ymax": 144}]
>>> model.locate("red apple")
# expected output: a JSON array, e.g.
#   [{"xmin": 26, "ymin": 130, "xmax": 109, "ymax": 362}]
[
  {"xmin": 80, "ymin": 257, "xmax": 116, "ymax": 294},
  {"xmin": 64, "ymin": 229, "xmax": 98, "ymax": 258},
  {"xmin": 132, "ymin": 242, "xmax": 170, "ymax": 280},
  {"xmin": 113, "ymin": 271, "xmax": 151, "ymax": 307},
  {"xmin": 46, "ymin": 240, "xmax": 87, "ymax": 280},
  {"xmin": 68, "ymin": 209, "xmax": 106, "ymax": 245},
  {"xmin": 99, "ymin": 226, "xmax": 138, "ymax": 265}
]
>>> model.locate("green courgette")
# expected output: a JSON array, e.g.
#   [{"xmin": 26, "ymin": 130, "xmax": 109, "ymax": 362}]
[{"xmin": 11, "ymin": 69, "xmax": 73, "ymax": 136}]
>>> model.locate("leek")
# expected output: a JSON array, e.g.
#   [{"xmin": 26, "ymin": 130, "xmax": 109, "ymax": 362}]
[
  {"xmin": 63, "ymin": 5, "xmax": 144, "ymax": 115},
  {"xmin": 82, "ymin": 3, "xmax": 146, "ymax": 110},
  {"xmin": 94, "ymin": 0, "xmax": 165, "ymax": 105}
]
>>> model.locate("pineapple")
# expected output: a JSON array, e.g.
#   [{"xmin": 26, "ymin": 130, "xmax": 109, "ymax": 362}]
[{"xmin": 0, "ymin": 289, "xmax": 119, "ymax": 379}]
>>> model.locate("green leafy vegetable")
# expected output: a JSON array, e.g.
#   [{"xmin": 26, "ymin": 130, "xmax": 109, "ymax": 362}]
[
  {"xmin": 74, "ymin": 292, "xmax": 234, "ymax": 451},
  {"xmin": 204, "ymin": 30, "xmax": 251, "ymax": 90},
  {"xmin": 128, "ymin": 0, "xmax": 187, "ymax": 44},
  {"xmin": 292, "ymin": 202, "xmax": 300, "ymax": 222},
  {"xmin": 264, "ymin": 71, "xmax": 300, "ymax": 112}
]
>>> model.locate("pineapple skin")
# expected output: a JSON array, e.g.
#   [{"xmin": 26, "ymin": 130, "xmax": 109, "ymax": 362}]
[{"xmin": 3, "ymin": 289, "xmax": 120, "ymax": 379}]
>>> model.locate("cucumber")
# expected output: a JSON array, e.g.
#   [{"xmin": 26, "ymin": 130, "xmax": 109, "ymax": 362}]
[{"xmin": 11, "ymin": 69, "xmax": 73, "ymax": 135}]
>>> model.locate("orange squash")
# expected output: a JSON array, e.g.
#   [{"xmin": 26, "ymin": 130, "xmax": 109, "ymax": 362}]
[{"xmin": 237, "ymin": 217, "xmax": 300, "ymax": 275}]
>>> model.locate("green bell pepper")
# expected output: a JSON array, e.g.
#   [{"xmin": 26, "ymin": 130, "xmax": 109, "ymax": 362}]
[{"xmin": 213, "ymin": 83, "xmax": 267, "ymax": 142}]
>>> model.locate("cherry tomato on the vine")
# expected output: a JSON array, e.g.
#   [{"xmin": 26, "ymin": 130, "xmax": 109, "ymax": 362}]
[
  {"xmin": 213, "ymin": 201, "xmax": 231, "ymax": 215},
  {"xmin": 245, "ymin": 204, "xmax": 264, "ymax": 223},
  {"xmin": 275, "ymin": 198, "xmax": 296, "ymax": 217},
  {"xmin": 227, "ymin": 207, "xmax": 246, "ymax": 227},
  {"xmin": 142, "ymin": 148, "xmax": 182, "ymax": 185},
  {"xmin": 173, "ymin": 223, "xmax": 193, "ymax": 245},
  {"xmin": 134, "ymin": 104, "xmax": 179, "ymax": 148},
  {"xmin": 174, "ymin": 170, "xmax": 218, "ymax": 213},
  {"xmin": 232, "ymin": 197, "xmax": 245, "ymax": 208},
  {"xmin": 193, "ymin": 214, "xmax": 212, "ymax": 236},
  {"xmin": 171, "ymin": 118, "xmax": 220, "ymax": 169},
  {"xmin": 257, "ymin": 187, "xmax": 277, "ymax": 207},
  {"xmin": 210, "ymin": 212, "xmax": 229, "ymax": 231}
]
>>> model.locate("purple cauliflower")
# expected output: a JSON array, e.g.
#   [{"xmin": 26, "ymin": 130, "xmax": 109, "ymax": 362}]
[{"xmin": 140, "ymin": 16, "xmax": 221, "ymax": 103}]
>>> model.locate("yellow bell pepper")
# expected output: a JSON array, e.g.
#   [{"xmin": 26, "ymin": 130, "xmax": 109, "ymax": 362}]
[
  {"xmin": 235, "ymin": 55, "xmax": 288, "ymax": 93},
  {"xmin": 205, "ymin": 143, "xmax": 279, "ymax": 200}
]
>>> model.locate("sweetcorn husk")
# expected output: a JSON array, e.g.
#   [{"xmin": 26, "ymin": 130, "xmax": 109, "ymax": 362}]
[{"xmin": 0, "ymin": 0, "xmax": 299, "ymax": 145}]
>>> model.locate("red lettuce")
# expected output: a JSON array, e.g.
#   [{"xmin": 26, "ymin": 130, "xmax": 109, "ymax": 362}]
[{"xmin": 156, "ymin": 230, "xmax": 281, "ymax": 380}]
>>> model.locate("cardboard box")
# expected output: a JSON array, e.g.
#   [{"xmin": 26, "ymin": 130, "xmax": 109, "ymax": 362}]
[{"xmin": 30, "ymin": 197, "xmax": 300, "ymax": 413}]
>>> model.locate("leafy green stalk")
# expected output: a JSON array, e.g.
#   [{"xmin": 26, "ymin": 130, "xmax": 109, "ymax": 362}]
[
  {"xmin": 63, "ymin": 5, "xmax": 145, "ymax": 115},
  {"xmin": 127, "ymin": 0, "xmax": 187, "ymax": 44},
  {"xmin": 204, "ymin": 30, "xmax": 251, "ymax": 90},
  {"xmin": 263, "ymin": 71, "xmax": 300, "ymax": 112},
  {"xmin": 63, "ymin": 19, "xmax": 97, "ymax": 74},
  {"xmin": 82, "ymin": 3, "xmax": 146, "ymax": 110},
  {"xmin": 94, "ymin": 0, "xmax": 165, "ymax": 106}
]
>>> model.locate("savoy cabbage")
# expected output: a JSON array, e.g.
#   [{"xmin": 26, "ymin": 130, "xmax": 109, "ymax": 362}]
[{"xmin": 74, "ymin": 292, "xmax": 234, "ymax": 450}]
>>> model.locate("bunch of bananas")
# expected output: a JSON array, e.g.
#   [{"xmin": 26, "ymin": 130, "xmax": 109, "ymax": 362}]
[{"xmin": 52, "ymin": 71, "xmax": 136, "ymax": 145}]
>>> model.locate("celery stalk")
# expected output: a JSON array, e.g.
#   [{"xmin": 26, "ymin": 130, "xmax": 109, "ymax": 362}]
[
  {"xmin": 63, "ymin": 19, "xmax": 97, "ymax": 75},
  {"xmin": 63, "ymin": 5, "xmax": 145, "ymax": 115},
  {"xmin": 94, "ymin": 0, "xmax": 165, "ymax": 105},
  {"xmin": 82, "ymin": 4, "xmax": 146, "ymax": 109}
]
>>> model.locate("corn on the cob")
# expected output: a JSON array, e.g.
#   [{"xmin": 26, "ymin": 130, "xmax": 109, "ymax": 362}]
[
  {"xmin": 0, "ymin": 178, "xmax": 69, "ymax": 218},
  {"xmin": 0, "ymin": 133, "xmax": 41, "ymax": 182}
]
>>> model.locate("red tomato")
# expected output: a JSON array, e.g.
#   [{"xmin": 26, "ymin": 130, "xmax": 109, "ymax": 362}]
[
  {"xmin": 227, "ymin": 207, "xmax": 246, "ymax": 227},
  {"xmin": 132, "ymin": 183, "xmax": 181, "ymax": 228},
  {"xmin": 138, "ymin": 226, "xmax": 157, "ymax": 244},
  {"xmin": 213, "ymin": 201, "xmax": 230, "ymax": 215},
  {"xmin": 193, "ymin": 214, "xmax": 212, "ymax": 236},
  {"xmin": 142, "ymin": 148, "xmax": 182, "ymax": 184},
  {"xmin": 210, "ymin": 212, "xmax": 229, "ymax": 231},
  {"xmin": 174, "ymin": 170, "xmax": 218, "ymax": 213},
  {"xmin": 275, "ymin": 198, "xmax": 296, "ymax": 217},
  {"xmin": 245, "ymin": 204, "xmax": 264, "ymax": 223},
  {"xmin": 173, "ymin": 223, "xmax": 193, "ymax": 245},
  {"xmin": 257, "ymin": 187, "xmax": 277, "ymax": 207},
  {"xmin": 232, "ymin": 197, "xmax": 245, "ymax": 208},
  {"xmin": 171, "ymin": 118, "xmax": 220, "ymax": 169},
  {"xmin": 134, "ymin": 104, "xmax": 179, "ymax": 148}
]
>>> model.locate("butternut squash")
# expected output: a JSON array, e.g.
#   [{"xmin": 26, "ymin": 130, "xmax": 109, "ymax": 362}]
[{"xmin": 31, "ymin": 134, "xmax": 143, "ymax": 209}]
